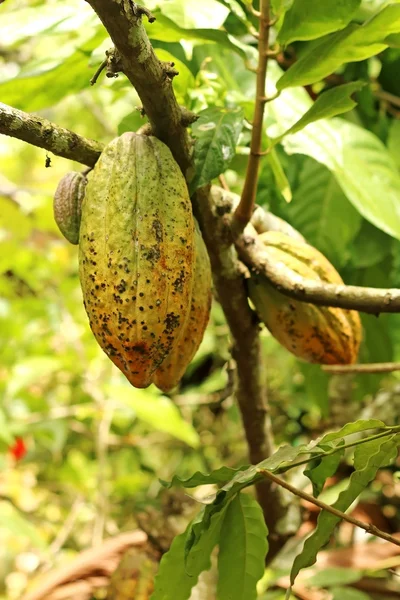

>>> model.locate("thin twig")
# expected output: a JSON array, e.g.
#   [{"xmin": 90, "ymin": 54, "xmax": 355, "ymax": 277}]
[
  {"xmin": 259, "ymin": 469, "xmax": 400, "ymax": 548},
  {"xmin": 322, "ymin": 362, "xmax": 400, "ymax": 374},
  {"xmin": 48, "ymin": 496, "xmax": 84, "ymax": 556},
  {"xmin": 376, "ymin": 89, "xmax": 400, "ymax": 109},
  {"xmin": 0, "ymin": 102, "xmax": 103, "ymax": 167},
  {"xmin": 234, "ymin": 0, "xmax": 271, "ymax": 226}
]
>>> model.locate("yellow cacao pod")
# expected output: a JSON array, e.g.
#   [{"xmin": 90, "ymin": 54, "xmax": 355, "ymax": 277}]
[
  {"xmin": 248, "ymin": 231, "xmax": 362, "ymax": 364},
  {"xmin": 154, "ymin": 221, "xmax": 212, "ymax": 392},
  {"xmin": 79, "ymin": 132, "xmax": 195, "ymax": 388}
]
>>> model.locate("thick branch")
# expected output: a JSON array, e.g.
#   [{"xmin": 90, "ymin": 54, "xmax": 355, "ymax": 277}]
[
  {"xmin": 234, "ymin": 0, "xmax": 271, "ymax": 226},
  {"xmin": 0, "ymin": 102, "xmax": 103, "ymax": 167},
  {"xmin": 85, "ymin": 0, "xmax": 192, "ymax": 175},
  {"xmin": 195, "ymin": 187, "xmax": 293, "ymax": 559},
  {"xmin": 236, "ymin": 227, "xmax": 400, "ymax": 314}
]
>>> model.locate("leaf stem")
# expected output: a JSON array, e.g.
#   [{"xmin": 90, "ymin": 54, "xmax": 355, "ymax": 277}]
[{"xmin": 234, "ymin": 0, "xmax": 271, "ymax": 228}]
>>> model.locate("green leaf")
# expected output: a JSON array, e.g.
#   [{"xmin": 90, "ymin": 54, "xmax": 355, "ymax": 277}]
[
  {"xmin": 271, "ymin": 0, "xmax": 294, "ymax": 18},
  {"xmin": 277, "ymin": 4, "xmax": 400, "ymax": 90},
  {"xmin": 282, "ymin": 118, "xmax": 400, "ymax": 241},
  {"xmin": 288, "ymin": 160, "xmax": 362, "ymax": 267},
  {"xmin": 307, "ymin": 567, "xmax": 363, "ymax": 588},
  {"xmin": 267, "ymin": 148, "xmax": 292, "ymax": 203},
  {"xmin": 117, "ymin": 111, "xmax": 146, "ymax": 136},
  {"xmin": 289, "ymin": 435, "xmax": 399, "ymax": 587},
  {"xmin": 0, "ymin": 410, "xmax": 13, "ymax": 445},
  {"xmin": 0, "ymin": 501, "xmax": 46, "ymax": 549},
  {"xmin": 108, "ymin": 385, "xmax": 200, "ymax": 448},
  {"xmin": 158, "ymin": 0, "xmax": 230, "ymax": 29},
  {"xmin": 304, "ymin": 447, "xmax": 344, "ymax": 497},
  {"xmin": 278, "ymin": 0, "xmax": 361, "ymax": 46},
  {"xmin": 161, "ymin": 465, "xmax": 249, "ymax": 489},
  {"xmin": 145, "ymin": 12, "xmax": 250, "ymax": 61},
  {"xmin": 273, "ymin": 82, "xmax": 365, "ymax": 143},
  {"xmin": 0, "ymin": 1, "xmax": 97, "ymax": 46},
  {"xmin": 318, "ymin": 419, "xmax": 386, "ymax": 444},
  {"xmin": 266, "ymin": 63, "xmax": 400, "ymax": 240},
  {"xmin": 151, "ymin": 503, "xmax": 227, "ymax": 600},
  {"xmin": 190, "ymin": 106, "xmax": 244, "ymax": 192},
  {"xmin": 330, "ymin": 587, "xmax": 372, "ymax": 600},
  {"xmin": 0, "ymin": 30, "xmax": 106, "ymax": 110},
  {"xmin": 388, "ymin": 119, "xmax": 400, "ymax": 169},
  {"xmin": 7, "ymin": 356, "xmax": 61, "ymax": 397},
  {"xmin": 217, "ymin": 493, "xmax": 268, "ymax": 600}
]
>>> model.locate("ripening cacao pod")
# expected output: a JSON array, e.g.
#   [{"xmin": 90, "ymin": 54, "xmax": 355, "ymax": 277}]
[
  {"xmin": 154, "ymin": 221, "xmax": 212, "ymax": 392},
  {"xmin": 79, "ymin": 132, "xmax": 196, "ymax": 388},
  {"xmin": 248, "ymin": 231, "xmax": 362, "ymax": 364},
  {"xmin": 53, "ymin": 171, "xmax": 87, "ymax": 244}
]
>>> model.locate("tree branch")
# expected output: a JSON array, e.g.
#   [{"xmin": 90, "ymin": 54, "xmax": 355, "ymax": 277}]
[
  {"xmin": 84, "ymin": 0, "xmax": 192, "ymax": 175},
  {"xmin": 0, "ymin": 102, "xmax": 103, "ymax": 167},
  {"xmin": 234, "ymin": 0, "xmax": 271, "ymax": 226},
  {"xmin": 194, "ymin": 187, "xmax": 292, "ymax": 558},
  {"xmin": 259, "ymin": 469, "xmax": 400, "ymax": 549},
  {"xmin": 236, "ymin": 225, "xmax": 400, "ymax": 314}
]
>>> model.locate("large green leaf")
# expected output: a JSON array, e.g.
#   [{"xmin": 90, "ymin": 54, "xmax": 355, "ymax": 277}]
[
  {"xmin": 0, "ymin": 1, "xmax": 97, "ymax": 46},
  {"xmin": 158, "ymin": 0, "xmax": 230, "ymax": 29},
  {"xmin": 190, "ymin": 106, "xmax": 244, "ymax": 192},
  {"xmin": 278, "ymin": 0, "xmax": 361, "ymax": 45},
  {"xmin": 289, "ymin": 435, "xmax": 400, "ymax": 587},
  {"xmin": 272, "ymin": 82, "xmax": 365, "ymax": 143},
  {"xmin": 151, "ymin": 502, "xmax": 228, "ymax": 600},
  {"xmin": 277, "ymin": 4, "xmax": 400, "ymax": 89},
  {"xmin": 0, "ymin": 30, "xmax": 106, "ymax": 111},
  {"xmin": 161, "ymin": 465, "xmax": 249, "ymax": 489},
  {"xmin": 288, "ymin": 159, "xmax": 362, "ymax": 267},
  {"xmin": 108, "ymin": 385, "xmax": 200, "ymax": 448},
  {"xmin": 283, "ymin": 118, "xmax": 400, "ymax": 240},
  {"xmin": 145, "ymin": 11, "xmax": 250, "ymax": 60},
  {"xmin": 266, "ymin": 64, "xmax": 400, "ymax": 240},
  {"xmin": 217, "ymin": 493, "xmax": 268, "ymax": 600}
]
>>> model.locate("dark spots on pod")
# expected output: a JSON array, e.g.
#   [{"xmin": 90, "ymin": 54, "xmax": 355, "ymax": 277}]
[
  {"xmin": 139, "ymin": 306, "xmax": 144, "ymax": 312},
  {"xmin": 172, "ymin": 269, "xmax": 186, "ymax": 293},
  {"xmin": 152, "ymin": 219, "xmax": 163, "ymax": 242},
  {"xmin": 116, "ymin": 279, "xmax": 127, "ymax": 294},
  {"xmin": 131, "ymin": 343, "xmax": 147, "ymax": 355},
  {"xmin": 164, "ymin": 312, "xmax": 180, "ymax": 334}
]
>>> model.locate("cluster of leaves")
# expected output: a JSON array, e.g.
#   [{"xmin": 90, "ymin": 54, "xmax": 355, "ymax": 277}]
[{"xmin": 1, "ymin": 0, "xmax": 400, "ymax": 599}]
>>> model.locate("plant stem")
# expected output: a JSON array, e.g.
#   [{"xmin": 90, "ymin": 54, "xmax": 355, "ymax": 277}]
[
  {"xmin": 259, "ymin": 469, "xmax": 400, "ymax": 548},
  {"xmin": 234, "ymin": 0, "xmax": 271, "ymax": 227}
]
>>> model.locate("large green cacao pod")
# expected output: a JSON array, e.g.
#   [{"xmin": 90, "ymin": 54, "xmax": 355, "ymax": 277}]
[
  {"xmin": 79, "ymin": 132, "xmax": 195, "ymax": 388},
  {"xmin": 248, "ymin": 231, "xmax": 362, "ymax": 365},
  {"xmin": 154, "ymin": 221, "xmax": 212, "ymax": 392},
  {"xmin": 53, "ymin": 171, "xmax": 87, "ymax": 244}
]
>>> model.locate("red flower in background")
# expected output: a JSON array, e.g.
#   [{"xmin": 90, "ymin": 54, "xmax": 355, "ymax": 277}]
[{"xmin": 8, "ymin": 437, "xmax": 27, "ymax": 461}]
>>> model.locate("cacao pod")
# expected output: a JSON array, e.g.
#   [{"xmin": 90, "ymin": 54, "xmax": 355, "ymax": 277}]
[
  {"xmin": 53, "ymin": 171, "xmax": 87, "ymax": 244},
  {"xmin": 154, "ymin": 221, "xmax": 212, "ymax": 392},
  {"xmin": 248, "ymin": 232, "xmax": 362, "ymax": 365},
  {"xmin": 79, "ymin": 132, "xmax": 196, "ymax": 388}
]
